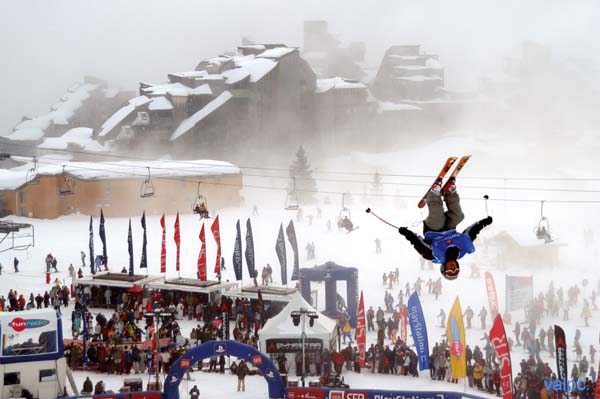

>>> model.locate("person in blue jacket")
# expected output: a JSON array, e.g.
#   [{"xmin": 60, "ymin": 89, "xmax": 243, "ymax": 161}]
[{"xmin": 398, "ymin": 177, "xmax": 492, "ymax": 280}]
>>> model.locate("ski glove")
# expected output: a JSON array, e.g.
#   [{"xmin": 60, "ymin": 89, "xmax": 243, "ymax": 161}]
[{"xmin": 398, "ymin": 227, "xmax": 410, "ymax": 235}]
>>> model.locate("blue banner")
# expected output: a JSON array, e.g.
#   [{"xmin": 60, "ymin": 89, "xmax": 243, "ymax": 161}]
[
  {"xmin": 99, "ymin": 208, "xmax": 107, "ymax": 268},
  {"xmin": 245, "ymin": 218, "xmax": 257, "ymax": 280},
  {"xmin": 233, "ymin": 219, "xmax": 243, "ymax": 281},
  {"xmin": 88, "ymin": 216, "xmax": 95, "ymax": 275},
  {"xmin": 140, "ymin": 212, "xmax": 147, "ymax": 269},
  {"xmin": 286, "ymin": 220, "xmax": 299, "ymax": 280},
  {"xmin": 276, "ymin": 223, "xmax": 287, "ymax": 285},
  {"xmin": 128, "ymin": 219, "xmax": 134, "ymax": 276},
  {"xmin": 408, "ymin": 292, "xmax": 430, "ymax": 370}
]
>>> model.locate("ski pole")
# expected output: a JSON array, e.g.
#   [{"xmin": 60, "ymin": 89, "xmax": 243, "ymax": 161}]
[
  {"xmin": 365, "ymin": 208, "xmax": 399, "ymax": 230},
  {"xmin": 483, "ymin": 195, "xmax": 489, "ymax": 217}
]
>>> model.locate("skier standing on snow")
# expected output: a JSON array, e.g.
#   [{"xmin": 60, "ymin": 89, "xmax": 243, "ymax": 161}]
[{"xmin": 397, "ymin": 159, "xmax": 492, "ymax": 280}]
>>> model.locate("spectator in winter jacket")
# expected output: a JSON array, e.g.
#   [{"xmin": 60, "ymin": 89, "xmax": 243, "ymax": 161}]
[
  {"xmin": 82, "ymin": 377, "xmax": 93, "ymax": 394},
  {"xmin": 236, "ymin": 360, "xmax": 249, "ymax": 392}
]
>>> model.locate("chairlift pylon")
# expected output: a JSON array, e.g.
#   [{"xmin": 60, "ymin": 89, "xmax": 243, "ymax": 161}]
[
  {"xmin": 285, "ymin": 177, "xmax": 300, "ymax": 211},
  {"xmin": 59, "ymin": 165, "xmax": 75, "ymax": 196},
  {"xmin": 192, "ymin": 182, "xmax": 210, "ymax": 219},
  {"xmin": 25, "ymin": 157, "xmax": 39, "ymax": 185},
  {"xmin": 140, "ymin": 167, "xmax": 155, "ymax": 198}
]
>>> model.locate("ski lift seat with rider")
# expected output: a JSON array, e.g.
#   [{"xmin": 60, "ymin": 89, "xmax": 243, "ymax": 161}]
[
  {"xmin": 140, "ymin": 167, "xmax": 155, "ymax": 198},
  {"xmin": 336, "ymin": 193, "xmax": 355, "ymax": 232},
  {"xmin": 535, "ymin": 200, "xmax": 553, "ymax": 243},
  {"xmin": 192, "ymin": 182, "xmax": 210, "ymax": 219},
  {"xmin": 58, "ymin": 166, "xmax": 75, "ymax": 196}
]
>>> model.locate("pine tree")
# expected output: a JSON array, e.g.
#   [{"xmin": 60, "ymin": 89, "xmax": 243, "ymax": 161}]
[
  {"xmin": 371, "ymin": 170, "xmax": 383, "ymax": 194},
  {"xmin": 289, "ymin": 145, "xmax": 316, "ymax": 204}
]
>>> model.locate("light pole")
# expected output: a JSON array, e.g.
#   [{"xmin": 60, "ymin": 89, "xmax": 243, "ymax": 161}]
[{"xmin": 291, "ymin": 308, "xmax": 318, "ymax": 387}]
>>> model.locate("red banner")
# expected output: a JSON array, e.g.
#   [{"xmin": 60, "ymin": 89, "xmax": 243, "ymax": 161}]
[
  {"xmin": 400, "ymin": 305, "xmax": 408, "ymax": 343},
  {"xmin": 490, "ymin": 314, "xmax": 513, "ymax": 399},
  {"xmin": 485, "ymin": 271, "xmax": 499, "ymax": 319},
  {"xmin": 174, "ymin": 212, "xmax": 180, "ymax": 272},
  {"xmin": 198, "ymin": 223, "xmax": 206, "ymax": 281},
  {"xmin": 357, "ymin": 291, "xmax": 366, "ymax": 367},
  {"xmin": 211, "ymin": 215, "xmax": 221, "ymax": 275},
  {"xmin": 287, "ymin": 388, "xmax": 326, "ymax": 399},
  {"xmin": 160, "ymin": 214, "xmax": 166, "ymax": 273}
]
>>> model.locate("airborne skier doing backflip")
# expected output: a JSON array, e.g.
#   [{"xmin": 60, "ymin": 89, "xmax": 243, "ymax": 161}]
[{"xmin": 367, "ymin": 156, "xmax": 493, "ymax": 280}]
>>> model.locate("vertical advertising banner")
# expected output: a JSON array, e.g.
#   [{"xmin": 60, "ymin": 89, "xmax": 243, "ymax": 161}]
[
  {"xmin": 485, "ymin": 271, "xmax": 499, "ymax": 318},
  {"xmin": 276, "ymin": 223, "xmax": 287, "ymax": 285},
  {"xmin": 490, "ymin": 314, "xmax": 513, "ymax": 399},
  {"xmin": 211, "ymin": 216, "xmax": 221, "ymax": 275},
  {"xmin": 286, "ymin": 220, "xmax": 299, "ymax": 280},
  {"xmin": 446, "ymin": 296, "xmax": 466, "ymax": 378},
  {"xmin": 198, "ymin": 223, "xmax": 206, "ymax": 281},
  {"xmin": 554, "ymin": 325, "xmax": 568, "ymax": 399},
  {"xmin": 233, "ymin": 220, "xmax": 243, "ymax": 281},
  {"xmin": 357, "ymin": 291, "xmax": 366, "ymax": 367},
  {"xmin": 160, "ymin": 214, "xmax": 166, "ymax": 273},
  {"xmin": 174, "ymin": 213, "xmax": 181, "ymax": 272},
  {"xmin": 408, "ymin": 292, "xmax": 430, "ymax": 370}
]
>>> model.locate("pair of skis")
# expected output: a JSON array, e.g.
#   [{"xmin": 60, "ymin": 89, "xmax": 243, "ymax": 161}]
[{"xmin": 417, "ymin": 155, "xmax": 471, "ymax": 208}]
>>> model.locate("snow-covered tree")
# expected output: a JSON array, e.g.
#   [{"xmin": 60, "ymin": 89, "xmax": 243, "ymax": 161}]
[{"xmin": 289, "ymin": 145, "xmax": 316, "ymax": 204}]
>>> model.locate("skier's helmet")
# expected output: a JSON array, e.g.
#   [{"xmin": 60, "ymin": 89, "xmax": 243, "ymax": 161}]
[{"xmin": 441, "ymin": 260, "xmax": 460, "ymax": 280}]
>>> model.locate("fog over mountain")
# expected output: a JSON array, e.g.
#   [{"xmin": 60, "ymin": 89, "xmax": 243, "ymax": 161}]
[{"xmin": 2, "ymin": 0, "xmax": 599, "ymax": 136}]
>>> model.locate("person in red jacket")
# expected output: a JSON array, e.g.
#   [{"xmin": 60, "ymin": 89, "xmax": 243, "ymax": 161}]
[{"xmin": 18, "ymin": 295, "xmax": 26, "ymax": 311}]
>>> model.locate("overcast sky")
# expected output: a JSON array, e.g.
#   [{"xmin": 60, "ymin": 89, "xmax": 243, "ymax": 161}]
[{"xmin": 1, "ymin": 0, "xmax": 599, "ymax": 135}]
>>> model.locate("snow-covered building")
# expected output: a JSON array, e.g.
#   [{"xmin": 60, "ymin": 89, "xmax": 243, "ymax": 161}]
[
  {"xmin": 0, "ymin": 159, "xmax": 242, "ymax": 219},
  {"xmin": 97, "ymin": 44, "xmax": 316, "ymax": 159},
  {"xmin": 302, "ymin": 20, "xmax": 367, "ymax": 81},
  {"xmin": 3, "ymin": 76, "xmax": 134, "ymax": 160},
  {"xmin": 371, "ymin": 45, "xmax": 445, "ymax": 101}
]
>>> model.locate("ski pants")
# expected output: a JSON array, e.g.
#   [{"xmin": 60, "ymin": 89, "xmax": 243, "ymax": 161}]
[{"xmin": 424, "ymin": 192, "xmax": 464, "ymax": 231}]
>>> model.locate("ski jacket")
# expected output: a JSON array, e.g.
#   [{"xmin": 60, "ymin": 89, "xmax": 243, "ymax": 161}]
[{"xmin": 399, "ymin": 216, "xmax": 492, "ymax": 263}]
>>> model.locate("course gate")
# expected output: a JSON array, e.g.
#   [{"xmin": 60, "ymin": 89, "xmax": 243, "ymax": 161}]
[{"xmin": 164, "ymin": 340, "xmax": 285, "ymax": 399}]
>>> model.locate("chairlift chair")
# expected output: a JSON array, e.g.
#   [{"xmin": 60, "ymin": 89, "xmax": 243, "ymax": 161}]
[
  {"xmin": 58, "ymin": 166, "xmax": 75, "ymax": 195},
  {"xmin": 25, "ymin": 157, "xmax": 39, "ymax": 185},
  {"xmin": 336, "ymin": 193, "xmax": 353, "ymax": 231},
  {"xmin": 535, "ymin": 200, "xmax": 553, "ymax": 243},
  {"xmin": 140, "ymin": 167, "xmax": 155, "ymax": 198},
  {"xmin": 285, "ymin": 177, "xmax": 300, "ymax": 210},
  {"xmin": 192, "ymin": 182, "xmax": 210, "ymax": 219}
]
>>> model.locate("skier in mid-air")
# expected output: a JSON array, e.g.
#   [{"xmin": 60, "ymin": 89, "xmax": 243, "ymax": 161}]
[{"xmin": 398, "ymin": 162, "xmax": 492, "ymax": 280}]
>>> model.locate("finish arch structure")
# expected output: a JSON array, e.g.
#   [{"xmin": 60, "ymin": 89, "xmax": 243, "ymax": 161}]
[{"xmin": 164, "ymin": 340, "xmax": 285, "ymax": 399}]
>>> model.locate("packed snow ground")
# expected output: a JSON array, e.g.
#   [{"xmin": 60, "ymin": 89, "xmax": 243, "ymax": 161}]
[{"xmin": 1, "ymin": 132, "xmax": 599, "ymax": 398}]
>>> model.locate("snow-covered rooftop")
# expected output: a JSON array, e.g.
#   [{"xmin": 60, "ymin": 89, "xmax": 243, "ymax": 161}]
[
  {"xmin": 141, "ymin": 82, "xmax": 213, "ymax": 97},
  {"xmin": 148, "ymin": 96, "xmax": 173, "ymax": 111},
  {"xmin": 221, "ymin": 68, "xmax": 251, "ymax": 85},
  {"xmin": 257, "ymin": 47, "xmax": 296, "ymax": 59},
  {"xmin": 233, "ymin": 56, "xmax": 277, "ymax": 83},
  {"xmin": 38, "ymin": 127, "xmax": 94, "ymax": 150},
  {"xmin": 9, "ymin": 83, "xmax": 99, "ymax": 141},
  {"xmin": 0, "ymin": 159, "xmax": 240, "ymax": 190},
  {"xmin": 98, "ymin": 96, "xmax": 150, "ymax": 138},
  {"xmin": 170, "ymin": 91, "xmax": 233, "ymax": 142},
  {"xmin": 315, "ymin": 77, "xmax": 367, "ymax": 94}
]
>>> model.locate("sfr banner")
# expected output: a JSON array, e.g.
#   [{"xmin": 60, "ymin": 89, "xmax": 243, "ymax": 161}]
[
  {"xmin": 408, "ymin": 292, "xmax": 430, "ymax": 370},
  {"xmin": 485, "ymin": 271, "xmax": 499, "ymax": 318},
  {"xmin": 490, "ymin": 314, "xmax": 513, "ymax": 399},
  {"xmin": 555, "ymin": 325, "xmax": 568, "ymax": 399},
  {"xmin": 211, "ymin": 215, "xmax": 221, "ymax": 275},
  {"xmin": 505, "ymin": 275, "xmax": 533, "ymax": 311},
  {"xmin": 198, "ymin": 223, "xmax": 206, "ymax": 281},
  {"xmin": 357, "ymin": 291, "xmax": 366, "ymax": 367},
  {"xmin": 446, "ymin": 296, "xmax": 466, "ymax": 378}
]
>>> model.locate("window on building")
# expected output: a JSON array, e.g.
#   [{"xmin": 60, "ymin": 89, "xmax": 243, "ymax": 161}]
[
  {"xmin": 103, "ymin": 181, "xmax": 111, "ymax": 195},
  {"xmin": 39, "ymin": 369, "xmax": 56, "ymax": 382},
  {"xmin": 19, "ymin": 191, "xmax": 26, "ymax": 202},
  {"xmin": 21, "ymin": 207, "xmax": 27, "ymax": 217},
  {"xmin": 4, "ymin": 372, "xmax": 20, "ymax": 385}
]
